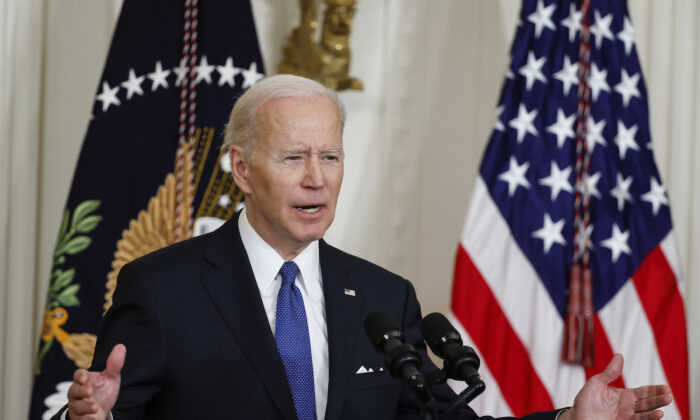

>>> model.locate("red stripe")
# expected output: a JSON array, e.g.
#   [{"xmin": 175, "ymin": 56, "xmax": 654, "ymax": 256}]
[
  {"xmin": 583, "ymin": 316, "xmax": 625, "ymax": 389},
  {"xmin": 632, "ymin": 246, "xmax": 689, "ymax": 420},
  {"xmin": 452, "ymin": 245, "xmax": 554, "ymax": 415}
]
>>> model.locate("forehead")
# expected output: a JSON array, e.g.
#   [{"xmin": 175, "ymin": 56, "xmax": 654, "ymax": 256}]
[{"xmin": 256, "ymin": 96, "xmax": 341, "ymax": 142}]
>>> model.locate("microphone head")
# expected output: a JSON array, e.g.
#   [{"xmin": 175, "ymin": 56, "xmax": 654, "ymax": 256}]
[
  {"xmin": 420, "ymin": 312, "xmax": 463, "ymax": 358},
  {"xmin": 364, "ymin": 311, "xmax": 401, "ymax": 349}
]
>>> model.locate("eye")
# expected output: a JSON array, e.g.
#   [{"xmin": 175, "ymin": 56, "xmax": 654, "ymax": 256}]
[
  {"xmin": 284, "ymin": 155, "xmax": 302, "ymax": 162},
  {"xmin": 322, "ymin": 153, "xmax": 343, "ymax": 163}
]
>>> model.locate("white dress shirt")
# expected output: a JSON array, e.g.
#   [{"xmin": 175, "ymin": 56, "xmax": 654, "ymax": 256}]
[{"xmin": 239, "ymin": 208, "xmax": 329, "ymax": 420}]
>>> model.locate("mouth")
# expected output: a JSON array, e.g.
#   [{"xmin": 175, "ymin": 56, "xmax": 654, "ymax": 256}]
[{"xmin": 295, "ymin": 205, "xmax": 323, "ymax": 214}]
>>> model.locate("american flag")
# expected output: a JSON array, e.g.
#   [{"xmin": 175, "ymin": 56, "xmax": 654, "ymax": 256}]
[{"xmin": 449, "ymin": 1, "xmax": 688, "ymax": 419}]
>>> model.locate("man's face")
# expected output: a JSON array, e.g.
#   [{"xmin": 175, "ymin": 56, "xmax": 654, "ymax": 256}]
[{"xmin": 230, "ymin": 95, "xmax": 344, "ymax": 258}]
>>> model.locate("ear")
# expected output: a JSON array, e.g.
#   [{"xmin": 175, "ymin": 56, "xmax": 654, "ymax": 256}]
[{"xmin": 229, "ymin": 146, "xmax": 252, "ymax": 194}]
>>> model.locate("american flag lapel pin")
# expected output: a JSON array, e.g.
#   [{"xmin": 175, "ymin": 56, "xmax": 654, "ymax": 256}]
[{"xmin": 344, "ymin": 288, "xmax": 356, "ymax": 297}]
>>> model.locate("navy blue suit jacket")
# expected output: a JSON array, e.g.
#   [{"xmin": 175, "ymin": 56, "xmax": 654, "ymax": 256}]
[{"xmin": 62, "ymin": 213, "xmax": 560, "ymax": 419}]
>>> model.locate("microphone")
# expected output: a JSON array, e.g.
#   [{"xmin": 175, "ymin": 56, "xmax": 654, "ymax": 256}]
[
  {"xmin": 420, "ymin": 313, "xmax": 482, "ymax": 386},
  {"xmin": 363, "ymin": 311, "xmax": 428, "ymax": 393}
]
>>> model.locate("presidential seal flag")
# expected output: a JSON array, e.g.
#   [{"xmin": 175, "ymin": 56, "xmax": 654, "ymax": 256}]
[
  {"xmin": 29, "ymin": 1, "xmax": 264, "ymax": 418},
  {"xmin": 449, "ymin": 1, "xmax": 688, "ymax": 419}
]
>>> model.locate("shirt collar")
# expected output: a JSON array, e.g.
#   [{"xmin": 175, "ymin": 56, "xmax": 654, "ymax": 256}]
[{"xmin": 238, "ymin": 207, "xmax": 321, "ymax": 296}]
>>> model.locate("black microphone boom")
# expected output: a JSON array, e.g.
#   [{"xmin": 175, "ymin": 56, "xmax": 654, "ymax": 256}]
[
  {"xmin": 363, "ymin": 311, "xmax": 431, "ymax": 401},
  {"xmin": 420, "ymin": 313, "xmax": 482, "ymax": 387}
]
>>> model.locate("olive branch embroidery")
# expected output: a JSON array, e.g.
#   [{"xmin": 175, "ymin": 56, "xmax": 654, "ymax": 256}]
[{"xmin": 35, "ymin": 200, "xmax": 102, "ymax": 374}]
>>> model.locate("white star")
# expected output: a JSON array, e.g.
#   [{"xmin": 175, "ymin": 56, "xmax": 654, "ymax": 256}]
[
  {"xmin": 588, "ymin": 63, "xmax": 610, "ymax": 101},
  {"xmin": 217, "ymin": 57, "xmax": 241, "ymax": 87},
  {"xmin": 96, "ymin": 81, "xmax": 121, "ymax": 112},
  {"xmin": 586, "ymin": 116, "xmax": 607, "ymax": 153},
  {"xmin": 610, "ymin": 172, "xmax": 634, "ymax": 212},
  {"xmin": 554, "ymin": 55, "xmax": 579, "ymax": 96},
  {"xmin": 527, "ymin": 0, "xmax": 556, "ymax": 39},
  {"xmin": 532, "ymin": 213, "xmax": 566, "ymax": 254},
  {"xmin": 194, "ymin": 55, "xmax": 215, "ymax": 85},
  {"xmin": 173, "ymin": 57, "xmax": 189, "ymax": 87},
  {"xmin": 539, "ymin": 162, "xmax": 573, "ymax": 201},
  {"xmin": 614, "ymin": 120, "xmax": 640, "ymax": 159},
  {"xmin": 120, "ymin": 68, "xmax": 145, "ymax": 100},
  {"xmin": 617, "ymin": 17, "xmax": 636, "ymax": 55},
  {"xmin": 601, "ymin": 224, "xmax": 631, "ymax": 263},
  {"xmin": 148, "ymin": 61, "xmax": 171, "ymax": 91},
  {"xmin": 641, "ymin": 177, "xmax": 669, "ymax": 215},
  {"xmin": 578, "ymin": 171, "xmax": 602, "ymax": 199},
  {"xmin": 509, "ymin": 104, "xmax": 539, "ymax": 143},
  {"xmin": 494, "ymin": 105, "xmax": 505, "ymax": 132},
  {"xmin": 614, "ymin": 69, "xmax": 641, "ymax": 107},
  {"xmin": 575, "ymin": 223, "xmax": 594, "ymax": 253},
  {"xmin": 519, "ymin": 51, "xmax": 548, "ymax": 91},
  {"xmin": 220, "ymin": 153, "xmax": 232, "ymax": 173},
  {"xmin": 507, "ymin": 68, "xmax": 515, "ymax": 80},
  {"xmin": 218, "ymin": 194, "xmax": 232, "ymax": 208},
  {"xmin": 241, "ymin": 62, "xmax": 264, "ymax": 89},
  {"xmin": 561, "ymin": 4, "xmax": 582, "ymax": 43},
  {"xmin": 547, "ymin": 109, "xmax": 576, "ymax": 148},
  {"xmin": 590, "ymin": 10, "xmax": 614, "ymax": 49},
  {"xmin": 498, "ymin": 157, "xmax": 531, "ymax": 197}
]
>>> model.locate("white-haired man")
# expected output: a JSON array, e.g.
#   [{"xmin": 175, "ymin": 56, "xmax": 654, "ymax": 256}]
[{"xmin": 60, "ymin": 75, "xmax": 671, "ymax": 420}]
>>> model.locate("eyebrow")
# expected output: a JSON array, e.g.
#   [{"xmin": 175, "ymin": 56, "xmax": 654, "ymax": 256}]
[{"xmin": 280, "ymin": 148, "xmax": 344, "ymax": 155}]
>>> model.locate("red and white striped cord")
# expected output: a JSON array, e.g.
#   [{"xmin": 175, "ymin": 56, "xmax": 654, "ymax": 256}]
[
  {"xmin": 563, "ymin": 0, "xmax": 594, "ymax": 366},
  {"xmin": 174, "ymin": 0, "xmax": 199, "ymax": 241}
]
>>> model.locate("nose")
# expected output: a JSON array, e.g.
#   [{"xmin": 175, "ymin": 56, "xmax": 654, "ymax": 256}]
[{"xmin": 302, "ymin": 157, "xmax": 324, "ymax": 189}]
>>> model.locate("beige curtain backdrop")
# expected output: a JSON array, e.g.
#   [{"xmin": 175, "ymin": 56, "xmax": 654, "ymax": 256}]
[{"xmin": 1, "ymin": 1, "xmax": 697, "ymax": 419}]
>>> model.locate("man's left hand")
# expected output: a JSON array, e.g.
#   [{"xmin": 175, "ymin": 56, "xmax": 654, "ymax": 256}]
[{"xmin": 560, "ymin": 354, "xmax": 672, "ymax": 420}]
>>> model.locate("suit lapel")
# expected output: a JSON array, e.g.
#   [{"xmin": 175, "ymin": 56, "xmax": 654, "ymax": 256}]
[
  {"xmin": 321, "ymin": 241, "xmax": 365, "ymax": 420},
  {"xmin": 200, "ymin": 215, "xmax": 297, "ymax": 420}
]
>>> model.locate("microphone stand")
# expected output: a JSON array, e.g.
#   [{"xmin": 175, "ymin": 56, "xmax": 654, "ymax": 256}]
[{"xmin": 418, "ymin": 366, "xmax": 486, "ymax": 419}]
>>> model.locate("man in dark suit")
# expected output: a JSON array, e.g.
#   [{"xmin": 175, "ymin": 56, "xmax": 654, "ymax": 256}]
[{"xmin": 62, "ymin": 75, "xmax": 671, "ymax": 420}]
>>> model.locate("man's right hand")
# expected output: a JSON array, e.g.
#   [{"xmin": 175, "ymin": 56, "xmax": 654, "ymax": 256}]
[{"xmin": 67, "ymin": 344, "xmax": 126, "ymax": 420}]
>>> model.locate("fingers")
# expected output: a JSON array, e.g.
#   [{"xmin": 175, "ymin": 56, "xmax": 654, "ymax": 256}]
[
  {"xmin": 632, "ymin": 409, "xmax": 664, "ymax": 420},
  {"xmin": 68, "ymin": 398, "xmax": 99, "ymax": 416},
  {"xmin": 67, "ymin": 381, "xmax": 92, "ymax": 400},
  {"xmin": 69, "ymin": 369, "xmax": 98, "ymax": 400},
  {"xmin": 73, "ymin": 368, "xmax": 89, "ymax": 385},
  {"xmin": 634, "ymin": 384, "xmax": 672, "ymax": 399},
  {"xmin": 635, "ymin": 394, "xmax": 673, "ymax": 412},
  {"xmin": 67, "ymin": 372, "xmax": 100, "ymax": 417},
  {"xmin": 103, "ymin": 343, "xmax": 126, "ymax": 379},
  {"xmin": 594, "ymin": 353, "xmax": 623, "ymax": 384}
]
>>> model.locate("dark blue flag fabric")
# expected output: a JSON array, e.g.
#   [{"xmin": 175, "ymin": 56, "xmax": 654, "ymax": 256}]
[
  {"xmin": 29, "ymin": 1, "xmax": 264, "ymax": 418},
  {"xmin": 451, "ymin": 1, "xmax": 688, "ymax": 419}
]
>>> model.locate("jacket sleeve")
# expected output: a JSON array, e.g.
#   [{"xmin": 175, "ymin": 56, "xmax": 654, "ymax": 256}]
[{"xmin": 89, "ymin": 260, "xmax": 166, "ymax": 419}]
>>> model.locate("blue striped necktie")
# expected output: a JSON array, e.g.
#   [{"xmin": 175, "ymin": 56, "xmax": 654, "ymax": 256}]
[{"xmin": 275, "ymin": 261, "xmax": 316, "ymax": 420}]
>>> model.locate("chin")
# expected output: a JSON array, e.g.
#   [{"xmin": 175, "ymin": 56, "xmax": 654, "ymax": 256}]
[{"xmin": 293, "ymin": 224, "xmax": 330, "ymax": 243}]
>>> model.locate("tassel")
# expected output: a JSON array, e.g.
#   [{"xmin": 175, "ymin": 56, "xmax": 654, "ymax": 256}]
[
  {"xmin": 562, "ymin": 264, "xmax": 583, "ymax": 363},
  {"xmin": 581, "ymin": 266, "xmax": 594, "ymax": 366}
]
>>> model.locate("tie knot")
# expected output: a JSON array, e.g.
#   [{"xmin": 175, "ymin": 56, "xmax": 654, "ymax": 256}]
[{"xmin": 279, "ymin": 261, "xmax": 299, "ymax": 285}]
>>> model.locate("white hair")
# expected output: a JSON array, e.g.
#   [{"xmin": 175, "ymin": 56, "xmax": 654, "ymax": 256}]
[{"xmin": 222, "ymin": 74, "xmax": 347, "ymax": 157}]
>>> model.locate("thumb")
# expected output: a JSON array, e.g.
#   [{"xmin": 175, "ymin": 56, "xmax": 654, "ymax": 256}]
[
  {"xmin": 103, "ymin": 344, "xmax": 126, "ymax": 379},
  {"xmin": 594, "ymin": 353, "xmax": 623, "ymax": 384}
]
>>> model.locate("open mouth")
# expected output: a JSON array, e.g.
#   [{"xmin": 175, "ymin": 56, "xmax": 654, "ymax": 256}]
[{"xmin": 295, "ymin": 205, "xmax": 322, "ymax": 214}]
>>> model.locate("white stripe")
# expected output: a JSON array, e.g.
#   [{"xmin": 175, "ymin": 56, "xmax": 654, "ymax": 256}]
[
  {"xmin": 447, "ymin": 311, "xmax": 513, "ymax": 417},
  {"xmin": 660, "ymin": 230, "xmax": 685, "ymax": 296},
  {"xmin": 597, "ymin": 280, "xmax": 682, "ymax": 420},
  {"xmin": 459, "ymin": 177, "xmax": 586, "ymax": 408}
]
